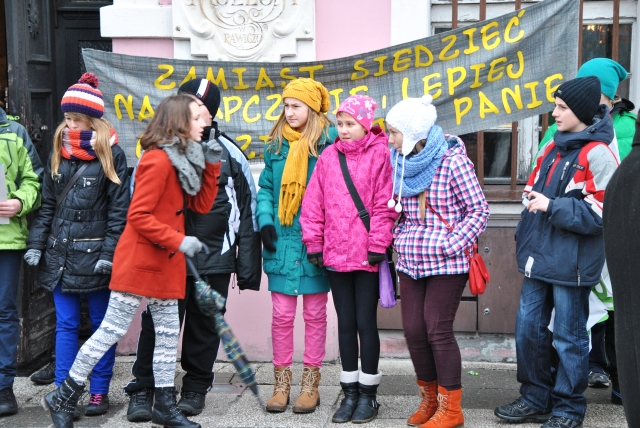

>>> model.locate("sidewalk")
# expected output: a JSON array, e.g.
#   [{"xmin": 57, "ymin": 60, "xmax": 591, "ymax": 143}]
[{"xmin": 1, "ymin": 357, "xmax": 626, "ymax": 427}]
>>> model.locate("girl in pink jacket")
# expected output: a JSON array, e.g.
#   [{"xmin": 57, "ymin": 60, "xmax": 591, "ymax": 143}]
[{"xmin": 300, "ymin": 95, "xmax": 398, "ymax": 424}]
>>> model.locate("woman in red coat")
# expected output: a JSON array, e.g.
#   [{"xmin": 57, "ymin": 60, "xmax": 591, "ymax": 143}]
[{"xmin": 42, "ymin": 94, "xmax": 222, "ymax": 428}]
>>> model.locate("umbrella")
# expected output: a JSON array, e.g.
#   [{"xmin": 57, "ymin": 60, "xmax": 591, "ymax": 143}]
[{"xmin": 185, "ymin": 255, "xmax": 262, "ymax": 404}]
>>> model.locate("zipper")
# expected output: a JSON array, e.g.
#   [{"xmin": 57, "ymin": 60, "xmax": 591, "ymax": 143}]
[
  {"xmin": 555, "ymin": 161, "xmax": 571, "ymax": 196},
  {"xmin": 72, "ymin": 238, "xmax": 105, "ymax": 242},
  {"xmin": 577, "ymin": 269, "xmax": 581, "ymax": 286},
  {"xmin": 544, "ymin": 157, "xmax": 556, "ymax": 186},
  {"xmin": 49, "ymin": 235, "xmax": 57, "ymax": 248}
]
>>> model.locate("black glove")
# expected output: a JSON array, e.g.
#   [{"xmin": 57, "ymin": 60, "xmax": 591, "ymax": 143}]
[
  {"xmin": 368, "ymin": 251, "xmax": 386, "ymax": 266},
  {"xmin": 307, "ymin": 252, "xmax": 324, "ymax": 268},
  {"xmin": 261, "ymin": 225, "xmax": 278, "ymax": 252}
]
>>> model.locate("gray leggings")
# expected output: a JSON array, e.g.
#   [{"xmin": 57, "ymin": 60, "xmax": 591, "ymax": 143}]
[{"xmin": 69, "ymin": 291, "xmax": 179, "ymax": 388}]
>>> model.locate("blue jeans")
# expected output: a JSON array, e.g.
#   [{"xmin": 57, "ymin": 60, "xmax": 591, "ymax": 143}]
[
  {"xmin": 515, "ymin": 277, "xmax": 590, "ymax": 422},
  {"xmin": 0, "ymin": 251, "xmax": 22, "ymax": 390},
  {"xmin": 53, "ymin": 283, "xmax": 115, "ymax": 394}
]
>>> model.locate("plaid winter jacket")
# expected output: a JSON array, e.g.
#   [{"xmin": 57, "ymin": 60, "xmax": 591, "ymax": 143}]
[{"xmin": 393, "ymin": 136, "xmax": 489, "ymax": 280}]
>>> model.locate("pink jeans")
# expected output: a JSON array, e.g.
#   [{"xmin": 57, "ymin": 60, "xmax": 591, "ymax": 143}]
[{"xmin": 271, "ymin": 292, "xmax": 328, "ymax": 368}]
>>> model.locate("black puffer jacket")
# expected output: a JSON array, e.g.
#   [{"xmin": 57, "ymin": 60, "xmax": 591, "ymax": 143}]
[
  {"xmin": 26, "ymin": 145, "xmax": 130, "ymax": 293},
  {"xmin": 186, "ymin": 128, "xmax": 261, "ymax": 290}
]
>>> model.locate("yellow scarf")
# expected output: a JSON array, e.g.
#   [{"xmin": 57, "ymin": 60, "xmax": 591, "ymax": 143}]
[{"xmin": 278, "ymin": 125, "xmax": 310, "ymax": 226}]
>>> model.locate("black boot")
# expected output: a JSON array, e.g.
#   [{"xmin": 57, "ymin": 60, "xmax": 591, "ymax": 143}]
[
  {"xmin": 41, "ymin": 375, "xmax": 85, "ymax": 428},
  {"xmin": 151, "ymin": 387, "xmax": 201, "ymax": 428},
  {"xmin": 332, "ymin": 382, "xmax": 359, "ymax": 423},
  {"xmin": 351, "ymin": 372, "xmax": 381, "ymax": 425}
]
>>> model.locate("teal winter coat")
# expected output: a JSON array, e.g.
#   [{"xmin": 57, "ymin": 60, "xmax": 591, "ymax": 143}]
[{"xmin": 256, "ymin": 126, "xmax": 337, "ymax": 296}]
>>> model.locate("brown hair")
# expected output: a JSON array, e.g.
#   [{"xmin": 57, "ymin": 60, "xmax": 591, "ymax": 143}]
[
  {"xmin": 139, "ymin": 94, "xmax": 197, "ymax": 154},
  {"xmin": 266, "ymin": 105, "xmax": 333, "ymax": 158},
  {"xmin": 51, "ymin": 113, "xmax": 121, "ymax": 184}
]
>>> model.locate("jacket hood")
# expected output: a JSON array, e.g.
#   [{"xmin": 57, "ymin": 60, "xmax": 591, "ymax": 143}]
[
  {"xmin": 0, "ymin": 108, "xmax": 8, "ymax": 126},
  {"xmin": 334, "ymin": 125, "xmax": 387, "ymax": 155},
  {"xmin": 611, "ymin": 98, "xmax": 635, "ymax": 116},
  {"xmin": 553, "ymin": 104, "xmax": 615, "ymax": 151}
]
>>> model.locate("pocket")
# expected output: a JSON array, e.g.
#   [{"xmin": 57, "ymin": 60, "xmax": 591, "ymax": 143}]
[
  {"xmin": 67, "ymin": 238, "xmax": 104, "ymax": 276},
  {"xmin": 133, "ymin": 240, "xmax": 167, "ymax": 273},
  {"xmin": 76, "ymin": 176, "xmax": 100, "ymax": 201}
]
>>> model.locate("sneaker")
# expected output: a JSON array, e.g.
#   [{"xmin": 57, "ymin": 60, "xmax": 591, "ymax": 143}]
[
  {"xmin": 85, "ymin": 393, "xmax": 109, "ymax": 416},
  {"xmin": 588, "ymin": 371, "xmax": 610, "ymax": 388},
  {"xmin": 177, "ymin": 390, "xmax": 206, "ymax": 416},
  {"xmin": 30, "ymin": 361, "xmax": 55, "ymax": 385},
  {"xmin": 542, "ymin": 416, "xmax": 583, "ymax": 428},
  {"xmin": 0, "ymin": 387, "xmax": 18, "ymax": 416},
  {"xmin": 494, "ymin": 398, "xmax": 551, "ymax": 423},
  {"xmin": 127, "ymin": 388, "xmax": 154, "ymax": 422}
]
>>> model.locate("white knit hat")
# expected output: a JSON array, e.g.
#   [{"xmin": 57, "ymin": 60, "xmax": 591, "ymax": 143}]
[{"xmin": 385, "ymin": 95, "xmax": 437, "ymax": 156}]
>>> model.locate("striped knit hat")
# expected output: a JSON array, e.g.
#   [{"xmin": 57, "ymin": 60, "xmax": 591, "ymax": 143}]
[{"xmin": 61, "ymin": 73, "xmax": 104, "ymax": 118}]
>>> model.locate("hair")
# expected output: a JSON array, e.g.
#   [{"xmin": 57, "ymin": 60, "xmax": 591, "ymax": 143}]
[
  {"xmin": 266, "ymin": 105, "xmax": 333, "ymax": 158},
  {"xmin": 52, "ymin": 112, "xmax": 121, "ymax": 184},
  {"xmin": 139, "ymin": 94, "xmax": 197, "ymax": 154}
]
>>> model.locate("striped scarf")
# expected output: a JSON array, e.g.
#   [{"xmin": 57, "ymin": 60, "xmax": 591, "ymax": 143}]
[
  {"xmin": 61, "ymin": 128, "xmax": 118, "ymax": 160},
  {"xmin": 278, "ymin": 125, "xmax": 309, "ymax": 226}
]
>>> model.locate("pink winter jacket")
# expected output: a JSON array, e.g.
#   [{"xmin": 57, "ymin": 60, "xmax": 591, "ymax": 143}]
[{"xmin": 300, "ymin": 126, "xmax": 399, "ymax": 272}]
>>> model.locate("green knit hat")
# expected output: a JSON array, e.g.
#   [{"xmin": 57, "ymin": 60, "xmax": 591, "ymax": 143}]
[{"xmin": 576, "ymin": 58, "xmax": 628, "ymax": 100}]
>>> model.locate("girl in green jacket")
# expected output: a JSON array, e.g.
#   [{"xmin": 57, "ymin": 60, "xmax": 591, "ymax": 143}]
[
  {"xmin": 257, "ymin": 78, "xmax": 337, "ymax": 415},
  {"xmin": 0, "ymin": 108, "xmax": 42, "ymax": 416}
]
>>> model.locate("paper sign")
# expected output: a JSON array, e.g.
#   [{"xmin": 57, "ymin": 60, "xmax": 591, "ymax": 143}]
[{"xmin": 0, "ymin": 165, "xmax": 9, "ymax": 224}]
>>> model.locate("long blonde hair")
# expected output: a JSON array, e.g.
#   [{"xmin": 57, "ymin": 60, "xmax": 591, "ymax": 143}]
[
  {"xmin": 266, "ymin": 106, "xmax": 333, "ymax": 157},
  {"xmin": 51, "ymin": 112, "xmax": 120, "ymax": 184}
]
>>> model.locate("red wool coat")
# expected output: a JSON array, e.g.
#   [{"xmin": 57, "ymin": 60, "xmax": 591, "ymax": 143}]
[{"xmin": 109, "ymin": 148, "xmax": 220, "ymax": 299}]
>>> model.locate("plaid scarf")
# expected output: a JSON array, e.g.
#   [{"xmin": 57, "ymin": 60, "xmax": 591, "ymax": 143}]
[{"xmin": 61, "ymin": 128, "xmax": 118, "ymax": 160}]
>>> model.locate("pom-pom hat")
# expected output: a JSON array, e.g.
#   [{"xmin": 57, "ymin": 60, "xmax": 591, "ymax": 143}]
[
  {"xmin": 61, "ymin": 72, "xmax": 104, "ymax": 119},
  {"xmin": 282, "ymin": 78, "xmax": 330, "ymax": 113},
  {"xmin": 337, "ymin": 95, "xmax": 377, "ymax": 131},
  {"xmin": 386, "ymin": 95, "xmax": 437, "ymax": 156}
]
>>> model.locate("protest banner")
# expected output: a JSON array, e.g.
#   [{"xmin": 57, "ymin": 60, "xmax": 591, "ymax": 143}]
[{"xmin": 83, "ymin": 0, "xmax": 579, "ymax": 165}]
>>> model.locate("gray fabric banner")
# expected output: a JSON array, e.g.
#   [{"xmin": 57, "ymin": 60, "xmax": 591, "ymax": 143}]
[{"xmin": 83, "ymin": 0, "xmax": 578, "ymax": 165}]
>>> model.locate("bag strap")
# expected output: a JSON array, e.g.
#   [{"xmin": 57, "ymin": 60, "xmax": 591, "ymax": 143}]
[
  {"xmin": 425, "ymin": 199, "xmax": 473, "ymax": 259},
  {"xmin": 337, "ymin": 151, "xmax": 370, "ymax": 232},
  {"xmin": 56, "ymin": 163, "xmax": 90, "ymax": 208}
]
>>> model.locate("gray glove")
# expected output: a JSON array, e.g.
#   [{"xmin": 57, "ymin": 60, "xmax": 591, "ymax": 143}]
[
  {"xmin": 24, "ymin": 249, "xmax": 42, "ymax": 266},
  {"xmin": 178, "ymin": 236, "xmax": 204, "ymax": 258},
  {"xmin": 202, "ymin": 140, "xmax": 223, "ymax": 164},
  {"xmin": 94, "ymin": 260, "xmax": 113, "ymax": 275}
]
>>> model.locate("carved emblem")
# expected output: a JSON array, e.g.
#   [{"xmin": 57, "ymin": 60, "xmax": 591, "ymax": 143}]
[
  {"xmin": 27, "ymin": 0, "xmax": 40, "ymax": 40},
  {"xmin": 174, "ymin": 0, "xmax": 312, "ymax": 61}
]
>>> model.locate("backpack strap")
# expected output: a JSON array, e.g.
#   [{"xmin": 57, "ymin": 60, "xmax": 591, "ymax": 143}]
[{"xmin": 338, "ymin": 151, "xmax": 370, "ymax": 232}]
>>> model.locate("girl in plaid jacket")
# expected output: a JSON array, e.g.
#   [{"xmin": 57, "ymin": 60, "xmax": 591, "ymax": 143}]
[{"xmin": 387, "ymin": 95, "xmax": 489, "ymax": 428}]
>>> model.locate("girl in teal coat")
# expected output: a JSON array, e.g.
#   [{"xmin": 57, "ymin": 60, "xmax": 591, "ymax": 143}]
[{"xmin": 257, "ymin": 78, "xmax": 337, "ymax": 414}]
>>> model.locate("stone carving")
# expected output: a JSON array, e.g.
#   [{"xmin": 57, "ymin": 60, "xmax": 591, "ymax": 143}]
[
  {"xmin": 173, "ymin": 0, "xmax": 314, "ymax": 61},
  {"xmin": 27, "ymin": 0, "xmax": 40, "ymax": 40}
]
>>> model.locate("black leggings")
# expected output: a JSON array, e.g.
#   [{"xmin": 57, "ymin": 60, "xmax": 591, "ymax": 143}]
[{"xmin": 328, "ymin": 270, "xmax": 380, "ymax": 375}]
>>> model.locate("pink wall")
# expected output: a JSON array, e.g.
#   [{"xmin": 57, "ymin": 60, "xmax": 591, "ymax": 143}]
[
  {"xmin": 315, "ymin": 0, "xmax": 391, "ymax": 60},
  {"xmin": 112, "ymin": 38, "xmax": 174, "ymax": 59}
]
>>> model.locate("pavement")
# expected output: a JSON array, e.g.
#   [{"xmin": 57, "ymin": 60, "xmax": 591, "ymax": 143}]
[{"xmin": 1, "ymin": 357, "xmax": 627, "ymax": 428}]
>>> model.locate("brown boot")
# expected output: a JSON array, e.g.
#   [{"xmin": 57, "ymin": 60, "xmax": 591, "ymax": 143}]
[
  {"xmin": 419, "ymin": 386, "xmax": 464, "ymax": 428},
  {"xmin": 407, "ymin": 380, "xmax": 438, "ymax": 426},
  {"xmin": 266, "ymin": 366, "xmax": 292, "ymax": 413},
  {"xmin": 292, "ymin": 366, "xmax": 321, "ymax": 414}
]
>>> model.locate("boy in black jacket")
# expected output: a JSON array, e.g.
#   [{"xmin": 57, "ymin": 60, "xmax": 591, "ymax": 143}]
[{"xmin": 124, "ymin": 79, "xmax": 262, "ymax": 421}]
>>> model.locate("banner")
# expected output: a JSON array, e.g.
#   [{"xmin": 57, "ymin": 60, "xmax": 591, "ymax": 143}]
[{"xmin": 83, "ymin": 0, "xmax": 578, "ymax": 165}]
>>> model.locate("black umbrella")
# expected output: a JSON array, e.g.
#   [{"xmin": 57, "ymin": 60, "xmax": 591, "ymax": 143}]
[{"xmin": 185, "ymin": 255, "xmax": 262, "ymax": 403}]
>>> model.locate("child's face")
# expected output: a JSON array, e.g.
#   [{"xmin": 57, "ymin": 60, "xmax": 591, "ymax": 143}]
[
  {"xmin": 552, "ymin": 98, "xmax": 587, "ymax": 133},
  {"xmin": 387, "ymin": 124, "xmax": 404, "ymax": 151},
  {"xmin": 283, "ymin": 97, "xmax": 310, "ymax": 131},
  {"xmin": 65, "ymin": 114, "xmax": 91, "ymax": 131},
  {"xmin": 336, "ymin": 113, "xmax": 367, "ymax": 142},
  {"xmin": 189, "ymin": 101, "xmax": 206, "ymax": 142}
]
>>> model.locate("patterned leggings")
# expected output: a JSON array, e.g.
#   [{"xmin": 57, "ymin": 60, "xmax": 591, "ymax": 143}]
[{"xmin": 69, "ymin": 291, "xmax": 179, "ymax": 388}]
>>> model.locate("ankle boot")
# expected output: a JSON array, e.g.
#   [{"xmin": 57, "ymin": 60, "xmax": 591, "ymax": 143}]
[
  {"xmin": 293, "ymin": 366, "xmax": 321, "ymax": 413},
  {"xmin": 151, "ymin": 387, "xmax": 201, "ymax": 428},
  {"xmin": 41, "ymin": 375, "xmax": 85, "ymax": 428},
  {"xmin": 332, "ymin": 371, "xmax": 359, "ymax": 423},
  {"xmin": 351, "ymin": 371, "xmax": 382, "ymax": 424},
  {"xmin": 407, "ymin": 380, "xmax": 438, "ymax": 426},
  {"xmin": 420, "ymin": 386, "xmax": 464, "ymax": 428},
  {"xmin": 266, "ymin": 366, "xmax": 292, "ymax": 413}
]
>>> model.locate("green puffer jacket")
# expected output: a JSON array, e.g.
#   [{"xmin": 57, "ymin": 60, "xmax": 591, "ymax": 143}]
[
  {"xmin": 0, "ymin": 109, "xmax": 43, "ymax": 249},
  {"xmin": 536, "ymin": 99, "xmax": 637, "ymax": 166},
  {"xmin": 256, "ymin": 125, "xmax": 337, "ymax": 296}
]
